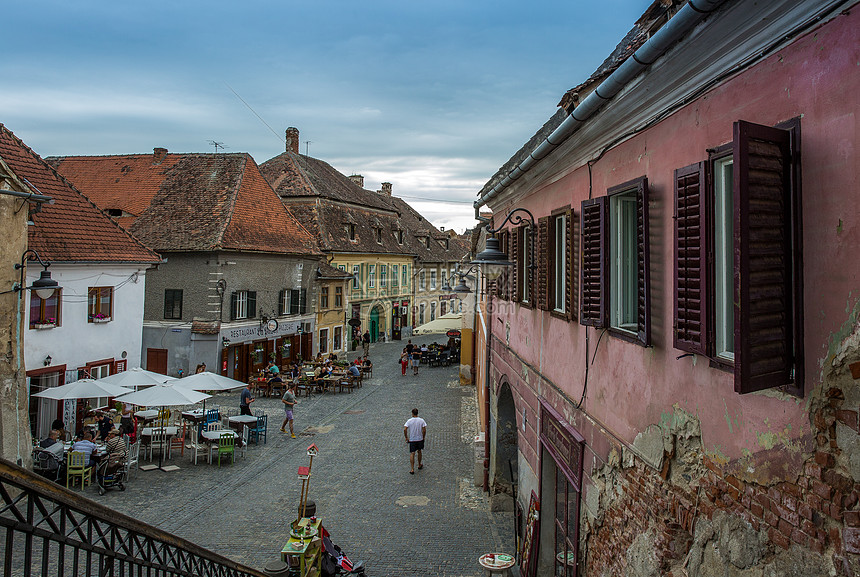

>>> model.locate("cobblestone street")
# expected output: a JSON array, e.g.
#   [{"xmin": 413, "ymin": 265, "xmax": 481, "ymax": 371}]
[{"xmin": 95, "ymin": 335, "xmax": 515, "ymax": 576}]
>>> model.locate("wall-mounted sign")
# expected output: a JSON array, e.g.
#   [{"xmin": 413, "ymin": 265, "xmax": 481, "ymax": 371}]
[{"xmin": 446, "ymin": 330, "xmax": 461, "ymax": 337}]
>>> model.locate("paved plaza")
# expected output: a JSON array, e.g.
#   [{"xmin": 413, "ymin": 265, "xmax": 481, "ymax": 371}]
[{"xmin": 94, "ymin": 335, "xmax": 515, "ymax": 576}]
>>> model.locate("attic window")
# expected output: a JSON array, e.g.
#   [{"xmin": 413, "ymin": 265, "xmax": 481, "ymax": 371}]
[
  {"xmin": 398, "ymin": 230, "xmax": 404, "ymax": 244},
  {"xmin": 107, "ymin": 208, "xmax": 123, "ymax": 217},
  {"xmin": 444, "ymin": 238, "xmax": 449, "ymax": 250},
  {"xmin": 425, "ymin": 237, "xmax": 430, "ymax": 249},
  {"xmin": 349, "ymin": 223, "xmax": 356, "ymax": 241},
  {"xmin": 376, "ymin": 228, "xmax": 382, "ymax": 243}
]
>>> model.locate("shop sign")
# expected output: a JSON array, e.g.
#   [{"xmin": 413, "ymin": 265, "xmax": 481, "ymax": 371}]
[
  {"xmin": 222, "ymin": 321, "xmax": 302, "ymax": 342},
  {"xmin": 446, "ymin": 330, "xmax": 461, "ymax": 337},
  {"xmin": 401, "ymin": 300, "xmax": 409, "ymax": 306},
  {"xmin": 540, "ymin": 402, "xmax": 585, "ymax": 490}
]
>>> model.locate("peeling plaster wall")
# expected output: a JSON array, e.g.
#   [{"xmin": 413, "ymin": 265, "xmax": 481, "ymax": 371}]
[{"xmin": 0, "ymin": 193, "xmax": 33, "ymax": 466}]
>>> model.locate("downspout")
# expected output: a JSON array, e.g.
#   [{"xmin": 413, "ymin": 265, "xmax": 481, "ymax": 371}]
[
  {"xmin": 473, "ymin": 0, "xmax": 727, "ymax": 211},
  {"xmin": 471, "ymin": 212, "xmax": 494, "ymax": 493}
]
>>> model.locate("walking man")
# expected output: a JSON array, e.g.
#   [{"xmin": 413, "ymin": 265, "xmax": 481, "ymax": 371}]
[
  {"xmin": 411, "ymin": 346, "xmax": 421, "ymax": 375},
  {"xmin": 240, "ymin": 384, "xmax": 255, "ymax": 416},
  {"xmin": 362, "ymin": 330, "xmax": 371, "ymax": 356},
  {"xmin": 404, "ymin": 408, "xmax": 427, "ymax": 474},
  {"xmin": 280, "ymin": 383, "xmax": 298, "ymax": 438}
]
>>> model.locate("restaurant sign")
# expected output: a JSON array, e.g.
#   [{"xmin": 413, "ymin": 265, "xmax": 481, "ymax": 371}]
[
  {"xmin": 539, "ymin": 401, "xmax": 585, "ymax": 491},
  {"xmin": 222, "ymin": 321, "xmax": 304, "ymax": 342}
]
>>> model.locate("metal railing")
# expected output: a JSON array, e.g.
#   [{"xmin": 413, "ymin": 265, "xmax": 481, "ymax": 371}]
[{"xmin": 0, "ymin": 458, "xmax": 267, "ymax": 577}]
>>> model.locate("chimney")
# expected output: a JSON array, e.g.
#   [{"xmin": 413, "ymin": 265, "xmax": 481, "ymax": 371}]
[
  {"xmin": 285, "ymin": 127, "xmax": 300, "ymax": 154},
  {"xmin": 349, "ymin": 174, "xmax": 365, "ymax": 188},
  {"xmin": 379, "ymin": 182, "xmax": 392, "ymax": 196},
  {"xmin": 153, "ymin": 147, "xmax": 168, "ymax": 164}
]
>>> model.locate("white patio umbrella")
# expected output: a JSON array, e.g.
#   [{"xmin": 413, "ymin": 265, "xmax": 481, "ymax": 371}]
[
  {"xmin": 92, "ymin": 367, "xmax": 175, "ymax": 390},
  {"xmin": 115, "ymin": 383, "xmax": 211, "ymax": 471},
  {"xmin": 175, "ymin": 371, "xmax": 246, "ymax": 392},
  {"xmin": 32, "ymin": 379, "xmax": 135, "ymax": 400},
  {"xmin": 412, "ymin": 312, "xmax": 463, "ymax": 335}
]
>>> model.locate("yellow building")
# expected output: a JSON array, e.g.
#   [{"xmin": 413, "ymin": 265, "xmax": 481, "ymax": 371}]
[{"xmin": 312, "ymin": 263, "xmax": 353, "ymax": 359}]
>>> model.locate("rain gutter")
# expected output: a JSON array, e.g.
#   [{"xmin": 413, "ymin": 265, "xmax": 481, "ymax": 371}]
[{"xmin": 473, "ymin": 0, "xmax": 727, "ymax": 215}]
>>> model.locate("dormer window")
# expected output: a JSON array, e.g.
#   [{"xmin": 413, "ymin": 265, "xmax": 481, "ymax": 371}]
[
  {"xmin": 106, "ymin": 208, "xmax": 123, "ymax": 217},
  {"xmin": 349, "ymin": 223, "xmax": 356, "ymax": 241},
  {"xmin": 425, "ymin": 237, "xmax": 430, "ymax": 249},
  {"xmin": 376, "ymin": 228, "xmax": 382, "ymax": 243},
  {"xmin": 444, "ymin": 238, "xmax": 449, "ymax": 250},
  {"xmin": 398, "ymin": 230, "xmax": 404, "ymax": 244}
]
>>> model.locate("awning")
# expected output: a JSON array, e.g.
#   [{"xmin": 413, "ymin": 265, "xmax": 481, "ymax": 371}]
[{"xmin": 413, "ymin": 312, "xmax": 462, "ymax": 335}]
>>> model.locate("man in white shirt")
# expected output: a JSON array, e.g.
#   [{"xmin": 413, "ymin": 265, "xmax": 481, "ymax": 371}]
[{"xmin": 403, "ymin": 408, "xmax": 427, "ymax": 475}]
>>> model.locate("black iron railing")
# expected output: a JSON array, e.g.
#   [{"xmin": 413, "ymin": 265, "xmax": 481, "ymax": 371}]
[{"xmin": 0, "ymin": 458, "xmax": 267, "ymax": 577}]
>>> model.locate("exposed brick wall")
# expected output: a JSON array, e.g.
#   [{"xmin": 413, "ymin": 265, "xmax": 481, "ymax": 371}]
[{"xmin": 587, "ymin": 385, "xmax": 860, "ymax": 576}]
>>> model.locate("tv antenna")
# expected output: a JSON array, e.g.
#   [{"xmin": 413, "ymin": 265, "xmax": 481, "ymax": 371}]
[
  {"xmin": 207, "ymin": 140, "xmax": 227, "ymax": 153},
  {"xmin": 305, "ymin": 141, "xmax": 312, "ymax": 155}
]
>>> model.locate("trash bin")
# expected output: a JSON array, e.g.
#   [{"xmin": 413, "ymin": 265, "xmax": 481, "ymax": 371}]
[
  {"xmin": 262, "ymin": 559, "xmax": 290, "ymax": 577},
  {"xmin": 299, "ymin": 500, "xmax": 316, "ymax": 519}
]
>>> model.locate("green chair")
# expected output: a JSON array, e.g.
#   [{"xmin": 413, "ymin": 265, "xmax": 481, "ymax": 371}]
[
  {"xmin": 217, "ymin": 432, "xmax": 235, "ymax": 466},
  {"xmin": 66, "ymin": 451, "xmax": 92, "ymax": 489}
]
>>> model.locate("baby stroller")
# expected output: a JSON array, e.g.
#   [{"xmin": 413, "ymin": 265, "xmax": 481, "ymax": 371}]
[{"xmin": 95, "ymin": 454, "xmax": 128, "ymax": 496}]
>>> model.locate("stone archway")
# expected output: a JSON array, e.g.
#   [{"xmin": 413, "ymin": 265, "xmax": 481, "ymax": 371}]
[{"xmin": 490, "ymin": 377, "xmax": 518, "ymax": 511}]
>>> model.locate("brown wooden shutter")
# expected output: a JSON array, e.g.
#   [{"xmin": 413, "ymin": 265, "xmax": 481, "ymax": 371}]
[
  {"xmin": 500, "ymin": 230, "xmax": 510, "ymax": 300},
  {"xmin": 512, "ymin": 228, "xmax": 520, "ymax": 302},
  {"xmin": 636, "ymin": 178, "xmax": 651, "ymax": 346},
  {"xmin": 734, "ymin": 120, "xmax": 794, "ymax": 394},
  {"xmin": 673, "ymin": 163, "xmax": 708, "ymax": 354},
  {"xmin": 580, "ymin": 197, "xmax": 607, "ymax": 327},
  {"xmin": 567, "ymin": 210, "xmax": 577, "ymax": 321},
  {"xmin": 538, "ymin": 216, "xmax": 550, "ymax": 311}
]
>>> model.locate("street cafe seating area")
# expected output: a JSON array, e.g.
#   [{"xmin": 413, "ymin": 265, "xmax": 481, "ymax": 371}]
[{"xmin": 248, "ymin": 359, "xmax": 366, "ymax": 399}]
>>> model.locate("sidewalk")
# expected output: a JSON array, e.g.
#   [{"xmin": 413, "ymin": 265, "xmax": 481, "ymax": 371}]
[{"xmin": 101, "ymin": 334, "xmax": 515, "ymax": 576}]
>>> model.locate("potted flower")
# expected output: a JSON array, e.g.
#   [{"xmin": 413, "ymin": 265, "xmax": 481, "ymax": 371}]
[
  {"xmin": 91, "ymin": 312, "xmax": 111, "ymax": 323},
  {"xmin": 34, "ymin": 317, "xmax": 56, "ymax": 329}
]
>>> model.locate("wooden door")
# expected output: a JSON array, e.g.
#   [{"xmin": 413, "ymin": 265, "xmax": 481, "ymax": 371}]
[{"xmin": 146, "ymin": 348, "xmax": 168, "ymax": 375}]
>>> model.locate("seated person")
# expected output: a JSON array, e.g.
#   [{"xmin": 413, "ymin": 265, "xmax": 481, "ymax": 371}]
[
  {"xmin": 363, "ymin": 357, "xmax": 373, "ymax": 368},
  {"xmin": 313, "ymin": 365, "xmax": 324, "ymax": 380},
  {"xmin": 103, "ymin": 428, "xmax": 127, "ymax": 475},
  {"xmin": 328, "ymin": 352, "xmax": 337, "ymax": 362},
  {"xmin": 51, "ymin": 419, "xmax": 67, "ymax": 441},
  {"xmin": 354, "ymin": 357, "xmax": 363, "ymax": 366},
  {"xmin": 420, "ymin": 344, "xmax": 429, "ymax": 353},
  {"xmin": 347, "ymin": 364, "xmax": 361, "ymax": 378},
  {"xmin": 71, "ymin": 430, "xmax": 99, "ymax": 466},
  {"xmin": 39, "ymin": 428, "xmax": 61, "ymax": 450},
  {"xmin": 266, "ymin": 360, "xmax": 280, "ymax": 376}
]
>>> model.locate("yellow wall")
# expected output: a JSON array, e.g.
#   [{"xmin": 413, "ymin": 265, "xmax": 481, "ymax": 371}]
[{"xmin": 314, "ymin": 278, "xmax": 350, "ymax": 357}]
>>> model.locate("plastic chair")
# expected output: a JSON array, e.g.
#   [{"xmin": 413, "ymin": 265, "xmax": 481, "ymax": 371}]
[
  {"xmin": 66, "ymin": 451, "xmax": 92, "ymax": 489},
  {"xmin": 126, "ymin": 442, "xmax": 139, "ymax": 479},
  {"xmin": 238, "ymin": 426, "xmax": 250, "ymax": 459},
  {"xmin": 248, "ymin": 415, "xmax": 268, "ymax": 445},
  {"xmin": 33, "ymin": 448, "xmax": 62, "ymax": 482},
  {"xmin": 169, "ymin": 422, "xmax": 186, "ymax": 458},
  {"xmin": 205, "ymin": 409, "xmax": 219, "ymax": 424},
  {"xmin": 216, "ymin": 432, "xmax": 235, "ymax": 466},
  {"xmin": 189, "ymin": 438, "xmax": 208, "ymax": 465}
]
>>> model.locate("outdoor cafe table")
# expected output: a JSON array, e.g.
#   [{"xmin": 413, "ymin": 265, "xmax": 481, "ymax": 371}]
[
  {"xmin": 134, "ymin": 409, "xmax": 159, "ymax": 423},
  {"xmin": 200, "ymin": 429, "xmax": 240, "ymax": 464},
  {"xmin": 227, "ymin": 415, "xmax": 258, "ymax": 436},
  {"xmin": 181, "ymin": 409, "xmax": 209, "ymax": 423}
]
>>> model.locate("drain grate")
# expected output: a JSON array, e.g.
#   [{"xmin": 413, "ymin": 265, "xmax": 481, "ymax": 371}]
[{"xmin": 342, "ymin": 410, "xmax": 365, "ymax": 414}]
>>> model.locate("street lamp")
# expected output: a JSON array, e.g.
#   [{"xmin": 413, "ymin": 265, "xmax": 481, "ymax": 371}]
[
  {"xmin": 471, "ymin": 208, "xmax": 534, "ymax": 281},
  {"xmin": 14, "ymin": 249, "xmax": 60, "ymax": 300}
]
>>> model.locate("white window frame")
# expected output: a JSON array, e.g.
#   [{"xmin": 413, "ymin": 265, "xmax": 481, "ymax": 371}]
[
  {"xmin": 352, "ymin": 265, "xmax": 360, "ymax": 290},
  {"xmin": 419, "ymin": 303, "xmax": 426, "ymax": 324},
  {"xmin": 430, "ymin": 302, "xmax": 436, "ymax": 321},
  {"xmin": 392, "ymin": 265, "xmax": 399, "ymax": 287},
  {"xmin": 402, "ymin": 266, "xmax": 408, "ymax": 287},
  {"xmin": 430, "ymin": 270, "xmax": 437, "ymax": 290},
  {"xmin": 419, "ymin": 270, "xmax": 426, "ymax": 291},
  {"xmin": 380, "ymin": 265, "xmax": 387, "ymax": 287},
  {"xmin": 553, "ymin": 214, "xmax": 566, "ymax": 313},
  {"xmin": 369, "ymin": 265, "xmax": 376, "ymax": 288},
  {"xmin": 319, "ymin": 328, "xmax": 329, "ymax": 354},
  {"xmin": 714, "ymin": 156, "xmax": 735, "ymax": 361},
  {"xmin": 235, "ymin": 290, "xmax": 249, "ymax": 320},
  {"xmin": 609, "ymin": 191, "xmax": 638, "ymax": 334},
  {"xmin": 333, "ymin": 326, "xmax": 343, "ymax": 351}
]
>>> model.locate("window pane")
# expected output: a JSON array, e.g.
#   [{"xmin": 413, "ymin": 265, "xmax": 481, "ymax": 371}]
[
  {"xmin": 714, "ymin": 157, "xmax": 735, "ymax": 360},
  {"xmin": 554, "ymin": 215, "xmax": 566, "ymax": 312},
  {"xmin": 610, "ymin": 193, "xmax": 638, "ymax": 332}
]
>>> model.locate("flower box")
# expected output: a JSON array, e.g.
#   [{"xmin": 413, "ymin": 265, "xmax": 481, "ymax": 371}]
[
  {"xmin": 92, "ymin": 317, "xmax": 111, "ymax": 323},
  {"xmin": 34, "ymin": 324, "xmax": 55, "ymax": 330}
]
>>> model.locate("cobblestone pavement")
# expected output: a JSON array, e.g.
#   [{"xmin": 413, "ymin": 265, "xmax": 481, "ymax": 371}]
[{"xmin": 94, "ymin": 335, "xmax": 515, "ymax": 576}]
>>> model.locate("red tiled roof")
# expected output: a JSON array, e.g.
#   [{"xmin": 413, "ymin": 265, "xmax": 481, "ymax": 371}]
[
  {"xmin": 50, "ymin": 152, "xmax": 318, "ymax": 256},
  {"xmin": 0, "ymin": 124, "xmax": 161, "ymax": 264}
]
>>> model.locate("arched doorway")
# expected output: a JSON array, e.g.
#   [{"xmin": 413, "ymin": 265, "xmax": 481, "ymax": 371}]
[
  {"xmin": 369, "ymin": 306, "xmax": 382, "ymax": 342},
  {"xmin": 491, "ymin": 377, "xmax": 518, "ymax": 511}
]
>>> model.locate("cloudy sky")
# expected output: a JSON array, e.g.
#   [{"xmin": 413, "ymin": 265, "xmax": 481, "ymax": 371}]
[{"xmin": 3, "ymin": 0, "xmax": 649, "ymax": 233}]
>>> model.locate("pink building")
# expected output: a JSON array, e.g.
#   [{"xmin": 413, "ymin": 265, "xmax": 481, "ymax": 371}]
[{"xmin": 474, "ymin": 0, "xmax": 860, "ymax": 575}]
